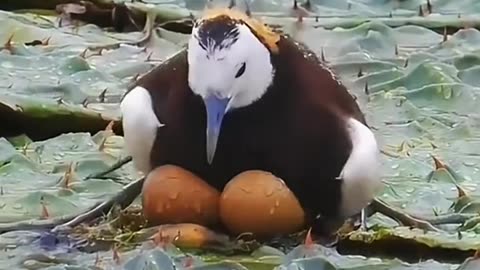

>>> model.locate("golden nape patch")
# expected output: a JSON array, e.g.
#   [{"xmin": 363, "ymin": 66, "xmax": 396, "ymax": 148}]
[{"xmin": 199, "ymin": 8, "xmax": 280, "ymax": 53}]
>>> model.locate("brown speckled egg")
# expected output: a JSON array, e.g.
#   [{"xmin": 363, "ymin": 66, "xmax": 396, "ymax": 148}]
[
  {"xmin": 142, "ymin": 165, "xmax": 220, "ymax": 226},
  {"xmin": 219, "ymin": 170, "xmax": 306, "ymax": 238}
]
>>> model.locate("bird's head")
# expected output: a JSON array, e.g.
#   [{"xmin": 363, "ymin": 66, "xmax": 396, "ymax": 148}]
[{"xmin": 187, "ymin": 7, "xmax": 280, "ymax": 164}]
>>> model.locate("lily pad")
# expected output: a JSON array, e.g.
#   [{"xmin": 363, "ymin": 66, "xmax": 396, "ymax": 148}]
[
  {"xmin": 1, "ymin": 0, "xmax": 480, "ymax": 269},
  {"xmin": 0, "ymin": 131, "xmax": 139, "ymax": 225}
]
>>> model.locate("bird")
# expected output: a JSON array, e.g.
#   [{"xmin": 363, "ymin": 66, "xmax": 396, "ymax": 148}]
[{"xmin": 120, "ymin": 3, "xmax": 382, "ymax": 236}]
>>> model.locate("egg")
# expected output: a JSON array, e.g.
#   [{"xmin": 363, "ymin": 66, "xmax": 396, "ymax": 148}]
[
  {"xmin": 142, "ymin": 165, "xmax": 220, "ymax": 226},
  {"xmin": 219, "ymin": 170, "xmax": 306, "ymax": 238}
]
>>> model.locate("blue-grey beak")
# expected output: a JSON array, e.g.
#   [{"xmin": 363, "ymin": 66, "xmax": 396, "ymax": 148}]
[{"xmin": 204, "ymin": 95, "xmax": 231, "ymax": 164}]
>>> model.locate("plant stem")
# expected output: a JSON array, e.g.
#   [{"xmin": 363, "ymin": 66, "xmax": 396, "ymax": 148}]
[
  {"xmin": 52, "ymin": 176, "xmax": 145, "ymax": 232},
  {"xmin": 85, "ymin": 155, "xmax": 133, "ymax": 180}
]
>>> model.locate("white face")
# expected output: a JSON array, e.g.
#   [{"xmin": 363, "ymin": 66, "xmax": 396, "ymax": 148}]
[{"xmin": 187, "ymin": 21, "xmax": 274, "ymax": 111}]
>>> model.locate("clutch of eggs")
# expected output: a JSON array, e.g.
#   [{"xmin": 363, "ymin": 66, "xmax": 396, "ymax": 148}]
[{"xmin": 142, "ymin": 165, "xmax": 306, "ymax": 238}]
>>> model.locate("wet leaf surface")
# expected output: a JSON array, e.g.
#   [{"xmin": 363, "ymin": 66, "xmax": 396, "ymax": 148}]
[{"xmin": 1, "ymin": 0, "xmax": 480, "ymax": 269}]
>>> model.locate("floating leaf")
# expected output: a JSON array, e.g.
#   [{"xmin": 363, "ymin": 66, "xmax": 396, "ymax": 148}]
[{"xmin": 1, "ymin": 0, "xmax": 480, "ymax": 269}]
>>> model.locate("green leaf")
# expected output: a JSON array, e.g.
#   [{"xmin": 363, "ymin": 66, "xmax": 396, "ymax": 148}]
[{"xmin": 2, "ymin": 0, "xmax": 480, "ymax": 269}]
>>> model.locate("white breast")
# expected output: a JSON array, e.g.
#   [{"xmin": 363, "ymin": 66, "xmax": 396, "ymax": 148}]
[
  {"xmin": 120, "ymin": 86, "xmax": 163, "ymax": 175},
  {"xmin": 338, "ymin": 117, "xmax": 383, "ymax": 218}
]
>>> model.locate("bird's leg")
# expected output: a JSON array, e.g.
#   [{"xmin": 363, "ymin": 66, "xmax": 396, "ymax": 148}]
[
  {"xmin": 333, "ymin": 174, "xmax": 370, "ymax": 232},
  {"xmin": 356, "ymin": 204, "xmax": 377, "ymax": 231},
  {"xmin": 358, "ymin": 208, "xmax": 368, "ymax": 231},
  {"xmin": 344, "ymin": 200, "xmax": 475, "ymax": 233}
]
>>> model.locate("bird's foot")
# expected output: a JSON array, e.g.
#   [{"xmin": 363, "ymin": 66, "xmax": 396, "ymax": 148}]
[{"xmin": 370, "ymin": 199, "xmax": 440, "ymax": 232}]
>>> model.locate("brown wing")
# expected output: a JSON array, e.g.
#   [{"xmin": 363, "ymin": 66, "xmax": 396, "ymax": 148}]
[
  {"xmin": 274, "ymin": 34, "xmax": 367, "ymax": 125},
  {"xmin": 256, "ymin": 34, "xmax": 372, "ymax": 220}
]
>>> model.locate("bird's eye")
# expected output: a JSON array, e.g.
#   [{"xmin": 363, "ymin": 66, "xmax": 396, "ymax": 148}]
[{"xmin": 235, "ymin": 62, "xmax": 246, "ymax": 78}]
